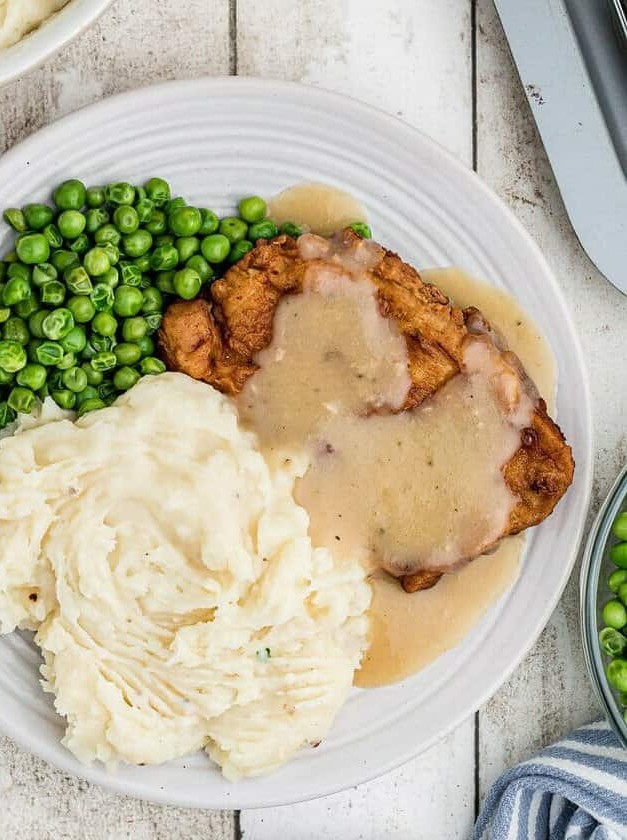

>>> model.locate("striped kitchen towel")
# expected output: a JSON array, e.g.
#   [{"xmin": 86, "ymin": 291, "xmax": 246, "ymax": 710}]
[{"xmin": 474, "ymin": 721, "xmax": 627, "ymax": 840}]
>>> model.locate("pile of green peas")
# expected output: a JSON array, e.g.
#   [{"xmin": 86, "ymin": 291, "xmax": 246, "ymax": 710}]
[
  {"xmin": 599, "ymin": 511, "xmax": 627, "ymax": 721},
  {"xmin": 0, "ymin": 179, "xmax": 355, "ymax": 425}
]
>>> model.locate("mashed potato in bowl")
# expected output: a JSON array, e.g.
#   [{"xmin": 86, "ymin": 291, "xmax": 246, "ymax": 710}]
[
  {"xmin": 0, "ymin": 0, "xmax": 70, "ymax": 50},
  {"xmin": 0, "ymin": 373, "xmax": 370, "ymax": 779}
]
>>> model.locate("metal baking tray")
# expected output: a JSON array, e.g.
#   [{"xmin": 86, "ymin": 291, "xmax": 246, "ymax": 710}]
[{"xmin": 494, "ymin": 0, "xmax": 627, "ymax": 295}]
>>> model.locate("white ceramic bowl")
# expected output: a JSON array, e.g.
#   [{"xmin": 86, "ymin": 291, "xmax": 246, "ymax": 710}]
[{"xmin": 0, "ymin": 0, "xmax": 115, "ymax": 86}]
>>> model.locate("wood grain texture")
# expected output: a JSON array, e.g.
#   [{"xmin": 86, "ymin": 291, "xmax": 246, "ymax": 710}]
[{"xmin": 475, "ymin": 0, "xmax": 619, "ymax": 798}]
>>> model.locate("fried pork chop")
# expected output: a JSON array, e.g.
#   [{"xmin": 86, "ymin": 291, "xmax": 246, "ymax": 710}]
[{"xmin": 159, "ymin": 229, "xmax": 574, "ymax": 591}]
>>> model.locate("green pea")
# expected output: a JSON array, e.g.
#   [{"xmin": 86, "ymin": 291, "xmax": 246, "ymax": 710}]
[
  {"xmin": 90, "ymin": 352, "xmax": 117, "ymax": 372},
  {"xmin": 64, "ymin": 266, "xmax": 93, "ymax": 295},
  {"xmin": 176, "ymin": 236, "xmax": 200, "ymax": 263},
  {"xmin": 3, "ymin": 208, "xmax": 26, "ymax": 233},
  {"xmin": 23, "ymin": 203, "xmax": 54, "ymax": 231},
  {"xmin": 238, "ymin": 196, "xmax": 267, "ymax": 224},
  {"xmin": 120, "ymin": 263, "xmax": 142, "ymax": 286},
  {"xmin": 145, "ymin": 210, "xmax": 167, "ymax": 236},
  {"xmin": 248, "ymin": 219, "xmax": 279, "ymax": 242},
  {"xmin": 61, "ymin": 366, "xmax": 88, "ymax": 393},
  {"xmin": 614, "ymin": 513, "xmax": 627, "ymax": 542},
  {"xmin": 102, "ymin": 243, "xmax": 120, "ymax": 266},
  {"xmin": 94, "ymin": 224, "xmax": 122, "ymax": 246},
  {"xmin": 7, "ymin": 262, "xmax": 31, "ymax": 282},
  {"xmin": 41, "ymin": 281, "xmax": 66, "ymax": 306},
  {"xmin": 90, "ymin": 283, "xmax": 114, "ymax": 312},
  {"xmin": 37, "ymin": 383, "xmax": 49, "ymax": 401},
  {"xmin": 50, "ymin": 250, "xmax": 79, "ymax": 273},
  {"xmin": 156, "ymin": 271, "xmax": 176, "ymax": 295},
  {"xmin": 134, "ymin": 198, "xmax": 155, "ymax": 225},
  {"xmin": 52, "ymin": 389, "xmax": 76, "ymax": 410},
  {"xmin": 611, "ymin": 543, "xmax": 627, "ymax": 570},
  {"xmin": 58, "ymin": 352, "xmax": 77, "ymax": 372},
  {"xmin": 77, "ymin": 397, "xmax": 106, "ymax": 416},
  {"xmin": 113, "ymin": 286, "xmax": 143, "ymax": 317},
  {"xmin": 42, "ymin": 309, "xmax": 74, "ymax": 341},
  {"xmin": 150, "ymin": 244, "xmax": 179, "ymax": 271},
  {"xmin": 97, "ymin": 381, "xmax": 118, "ymax": 405},
  {"xmin": 57, "ymin": 210, "xmax": 86, "ymax": 240},
  {"xmin": 198, "ymin": 209, "xmax": 219, "ymax": 236},
  {"xmin": 29, "ymin": 311, "xmax": 47, "ymax": 339},
  {"xmin": 75, "ymin": 385, "xmax": 99, "ymax": 406},
  {"xmin": 86, "ymin": 186, "xmax": 106, "ymax": 208},
  {"xmin": 0, "ymin": 401, "xmax": 16, "ymax": 428},
  {"xmin": 3, "ymin": 317, "xmax": 29, "ymax": 345},
  {"xmin": 113, "ymin": 205, "xmax": 139, "ymax": 234},
  {"xmin": 114, "ymin": 343, "xmax": 142, "ymax": 365},
  {"xmin": 137, "ymin": 335, "xmax": 155, "ymax": 357},
  {"xmin": 43, "ymin": 223, "xmax": 64, "ymax": 249},
  {"xmin": 165, "ymin": 197, "xmax": 186, "ymax": 214},
  {"xmin": 228, "ymin": 240, "xmax": 253, "ymax": 264},
  {"xmin": 53, "ymin": 179, "xmax": 86, "ymax": 211},
  {"xmin": 349, "ymin": 222, "xmax": 372, "ymax": 239},
  {"xmin": 280, "ymin": 221, "xmax": 303, "ymax": 238},
  {"xmin": 32, "ymin": 262, "xmax": 57, "ymax": 287},
  {"xmin": 3, "ymin": 251, "xmax": 16, "ymax": 263},
  {"xmin": 0, "ymin": 308, "xmax": 10, "ymax": 325},
  {"xmin": 16, "ymin": 233, "xmax": 50, "ymax": 265},
  {"xmin": 140, "ymin": 356, "xmax": 166, "ymax": 375},
  {"xmin": 85, "ymin": 208, "xmax": 109, "ymax": 234},
  {"xmin": 27, "ymin": 339, "xmax": 42, "ymax": 363},
  {"xmin": 169, "ymin": 206, "xmax": 202, "ymax": 237},
  {"xmin": 16, "ymin": 363, "xmax": 47, "ymax": 391},
  {"xmin": 0, "ymin": 366, "xmax": 14, "ymax": 384},
  {"xmin": 35, "ymin": 341, "xmax": 64, "ymax": 366},
  {"xmin": 135, "ymin": 186, "xmax": 147, "ymax": 202},
  {"xmin": 122, "ymin": 229, "xmax": 152, "ymax": 258},
  {"xmin": 610, "ymin": 569, "xmax": 627, "ymax": 594},
  {"xmin": 0, "ymin": 341, "xmax": 27, "ymax": 372},
  {"xmin": 602, "ymin": 599, "xmax": 627, "ymax": 630},
  {"xmin": 144, "ymin": 313, "xmax": 162, "ymax": 334},
  {"xmin": 133, "ymin": 255, "xmax": 151, "ymax": 274},
  {"xmin": 145, "ymin": 177, "xmax": 171, "ymax": 207},
  {"xmin": 14, "ymin": 297, "xmax": 39, "ymax": 319},
  {"xmin": 619, "ymin": 582, "xmax": 627, "ymax": 607},
  {"xmin": 81, "ymin": 247, "xmax": 111, "ymax": 280},
  {"xmin": 113, "ymin": 366, "xmax": 140, "ymax": 391},
  {"xmin": 67, "ymin": 295, "xmax": 96, "ymax": 324},
  {"xmin": 106, "ymin": 182, "xmax": 135, "ymax": 206},
  {"xmin": 92, "ymin": 311, "xmax": 118, "ymax": 337},
  {"xmin": 154, "ymin": 234, "xmax": 174, "ymax": 248},
  {"xmin": 186, "ymin": 254, "xmax": 213, "ymax": 283},
  {"xmin": 122, "ymin": 317, "xmax": 147, "ymax": 342},
  {"xmin": 201, "ymin": 234, "xmax": 230, "ymax": 263},
  {"xmin": 3, "ymin": 277, "xmax": 31, "ymax": 306},
  {"xmin": 101, "ymin": 267, "xmax": 120, "ymax": 289},
  {"xmin": 8, "ymin": 386, "xmax": 35, "ymax": 414},
  {"xmin": 173, "ymin": 267, "xmax": 201, "ymax": 300},
  {"xmin": 60, "ymin": 326, "xmax": 87, "ymax": 354},
  {"xmin": 81, "ymin": 362, "xmax": 102, "ymax": 386},
  {"xmin": 607, "ymin": 659, "xmax": 627, "ymax": 693},
  {"xmin": 69, "ymin": 234, "xmax": 90, "ymax": 255},
  {"xmin": 90, "ymin": 334, "xmax": 115, "ymax": 353},
  {"xmin": 219, "ymin": 216, "xmax": 248, "ymax": 244},
  {"xmin": 141, "ymin": 287, "xmax": 163, "ymax": 314},
  {"xmin": 599, "ymin": 627, "xmax": 627, "ymax": 657}
]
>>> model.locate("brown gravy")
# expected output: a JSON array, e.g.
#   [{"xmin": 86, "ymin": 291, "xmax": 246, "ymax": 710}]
[
  {"xmin": 236, "ymin": 233, "xmax": 555, "ymax": 688},
  {"xmin": 268, "ymin": 182, "xmax": 368, "ymax": 236}
]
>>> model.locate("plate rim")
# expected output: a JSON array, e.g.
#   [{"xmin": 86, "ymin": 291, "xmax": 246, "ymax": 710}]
[{"xmin": 0, "ymin": 76, "xmax": 594, "ymax": 809}]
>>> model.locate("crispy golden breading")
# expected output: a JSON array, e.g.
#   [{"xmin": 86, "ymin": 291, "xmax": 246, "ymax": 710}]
[{"xmin": 159, "ymin": 230, "xmax": 574, "ymax": 591}]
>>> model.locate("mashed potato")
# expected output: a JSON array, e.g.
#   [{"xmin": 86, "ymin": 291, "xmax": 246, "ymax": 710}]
[
  {"xmin": 0, "ymin": 0, "xmax": 69, "ymax": 50},
  {"xmin": 0, "ymin": 373, "xmax": 370, "ymax": 779}
]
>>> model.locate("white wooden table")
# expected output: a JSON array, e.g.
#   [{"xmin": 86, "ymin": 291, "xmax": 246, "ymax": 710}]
[{"xmin": 0, "ymin": 1, "xmax": 622, "ymax": 837}]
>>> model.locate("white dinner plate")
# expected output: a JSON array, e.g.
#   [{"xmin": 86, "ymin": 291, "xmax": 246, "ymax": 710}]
[{"xmin": 0, "ymin": 78, "xmax": 593, "ymax": 809}]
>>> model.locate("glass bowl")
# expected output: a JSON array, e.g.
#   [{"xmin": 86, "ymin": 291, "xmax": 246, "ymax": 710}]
[{"xmin": 581, "ymin": 464, "xmax": 627, "ymax": 747}]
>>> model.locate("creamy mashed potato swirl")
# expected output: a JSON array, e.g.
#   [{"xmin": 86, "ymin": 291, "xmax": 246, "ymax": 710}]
[
  {"xmin": 0, "ymin": 0, "xmax": 70, "ymax": 50},
  {"xmin": 0, "ymin": 374, "xmax": 370, "ymax": 779}
]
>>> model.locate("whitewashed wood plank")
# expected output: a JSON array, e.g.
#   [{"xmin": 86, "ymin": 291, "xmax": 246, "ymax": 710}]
[
  {"xmin": 239, "ymin": 2, "xmax": 475, "ymax": 836},
  {"xmin": 0, "ymin": 0, "xmax": 231, "ymax": 153},
  {"xmin": 237, "ymin": 0, "xmax": 473, "ymax": 164},
  {"xmin": 475, "ymin": 0, "xmax": 621, "ymax": 799},
  {"xmin": 0, "ymin": 2, "xmax": 234, "ymax": 838}
]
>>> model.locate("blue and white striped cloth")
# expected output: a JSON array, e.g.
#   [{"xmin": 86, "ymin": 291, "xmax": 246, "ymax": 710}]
[{"xmin": 474, "ymin": 721, "xmax": 627, "ymax": 840}]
